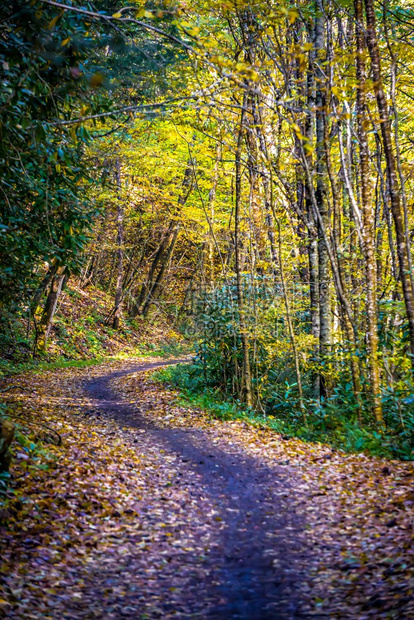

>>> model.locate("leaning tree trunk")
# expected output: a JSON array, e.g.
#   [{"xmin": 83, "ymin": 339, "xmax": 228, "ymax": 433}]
[
  {"xmin": 130, "ymin": 223, "xmax": 175, "ymax": 318},
  {"xmin": 136, "ymin": 158, "xmax": 193, "ymax": 318},
  {"xmin": 142, "ymin": 225, "xmax": 180, "ymax": 318}
]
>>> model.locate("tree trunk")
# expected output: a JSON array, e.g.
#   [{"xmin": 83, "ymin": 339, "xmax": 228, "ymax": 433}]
[
  {"xmin": 276, "ymin": 219, "xmax": 305, "ymax": 413},
  {"xmin": 364, "ymin": 0, "xmax": 414, "ymax": 367},
  {"xmin": 130, "ymin": 223, "xmax": 174, "ymax": 318},
  {"xmin": 31, "ymin": 262, "xmax": 58, "ymax": 317},
  {"xmin": 39, "ymin": 268, "xmax": 66, "ymax": 349},
  {"xmin": 304, "ymin": 34, "xmax": 321, "ymax": 398},
  {"xmin": 208, "ymin": 143, "xmax": 221, "ymax": 286},
  {"xmin": 355, "ymin": 0, "xmax": 383, "ymax": 424},
  {"xmin": 235, "ymin": 95, "xmax": 253, "ymax": 408},
  {"xmin": 142, "ymin": 225, "xmax": 180, "ymax": 317},
  {"xmin": 112, "ymin": 158, "xmax": 124, "ymax": 330},
  {"xmin": 131, "ymin": 160, "xmax": 193, "ymax": 318},
  {"xmin": 315, "ymin": 0, "xmax": 332, "ymax": 398}
]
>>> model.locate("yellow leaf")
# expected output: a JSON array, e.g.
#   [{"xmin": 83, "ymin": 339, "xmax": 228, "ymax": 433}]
[
  {"xmin": 61, "ymin": 37, "xmax": 70, "ymax": 47},
  {"xmin": 48, "ymin": 15, "xmax": 60, "ymax": 29},
  {"xmin": 112, "ymin": 12, "xmax": 122, "ymax": 18},
  {"xmin": 288, "ymin": 9, "xmax": 298, "ymax": 24}
]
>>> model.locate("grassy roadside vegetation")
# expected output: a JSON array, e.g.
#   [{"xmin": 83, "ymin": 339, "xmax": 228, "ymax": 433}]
[{"xmin": 154, "ymin": 362, "xmax": 414, "ymax": 461}]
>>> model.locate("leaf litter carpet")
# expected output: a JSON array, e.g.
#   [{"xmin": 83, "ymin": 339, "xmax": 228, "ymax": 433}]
[{"xmin": 0, "ymin": 359, "xmax": 413, "ymax": 619}]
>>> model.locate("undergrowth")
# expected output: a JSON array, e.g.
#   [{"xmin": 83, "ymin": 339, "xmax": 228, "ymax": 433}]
[
  {"xmin": 0, "ymin": 281, "xmax": 192, "ymax": 378},
  {"xmin": 154, "ymin": 363, "xmax": 414, "ymax": 461}
]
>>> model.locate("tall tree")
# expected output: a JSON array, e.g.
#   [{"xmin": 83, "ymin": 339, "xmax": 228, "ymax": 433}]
[
  {"xmin": 314, "ymin": 0, "xmax": 332, "ymax": 398},
  {"xmin": 112, "ymin": 159, "xmax": 124, "ymax": 330},
  {"xmin": 354, "ymin": 0, "xmax": 383, "ymax": 423},
  {"xmin": 364, "ymin": 0, "xmax": 414, "ymax": 368}
]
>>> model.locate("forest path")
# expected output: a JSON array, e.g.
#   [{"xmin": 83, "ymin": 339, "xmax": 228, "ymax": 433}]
[
  {"xmin": 0, "ymin": 358, "xmax": 310, "ymax": 619},
  {"xmin": 82, "ymin": 358, "xmax": 307, "ymax": 619},
  {"xmin": 2, "ymin": 358, "xmax": 414, "ymax": 619}
]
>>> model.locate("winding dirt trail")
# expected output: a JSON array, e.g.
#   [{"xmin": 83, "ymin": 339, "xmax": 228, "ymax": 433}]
[
  {"xmin": 5, "ymin": 358, "xmax": 413, "ymax": 619},
  {"xmin": 83, "ymin": 359, "xmax": 308, "ymax": 618}
]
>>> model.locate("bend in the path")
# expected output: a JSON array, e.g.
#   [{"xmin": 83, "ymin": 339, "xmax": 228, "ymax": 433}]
[{"xmin": 82, "ymin": 359, "xmax": 309, "ymax": 619}]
